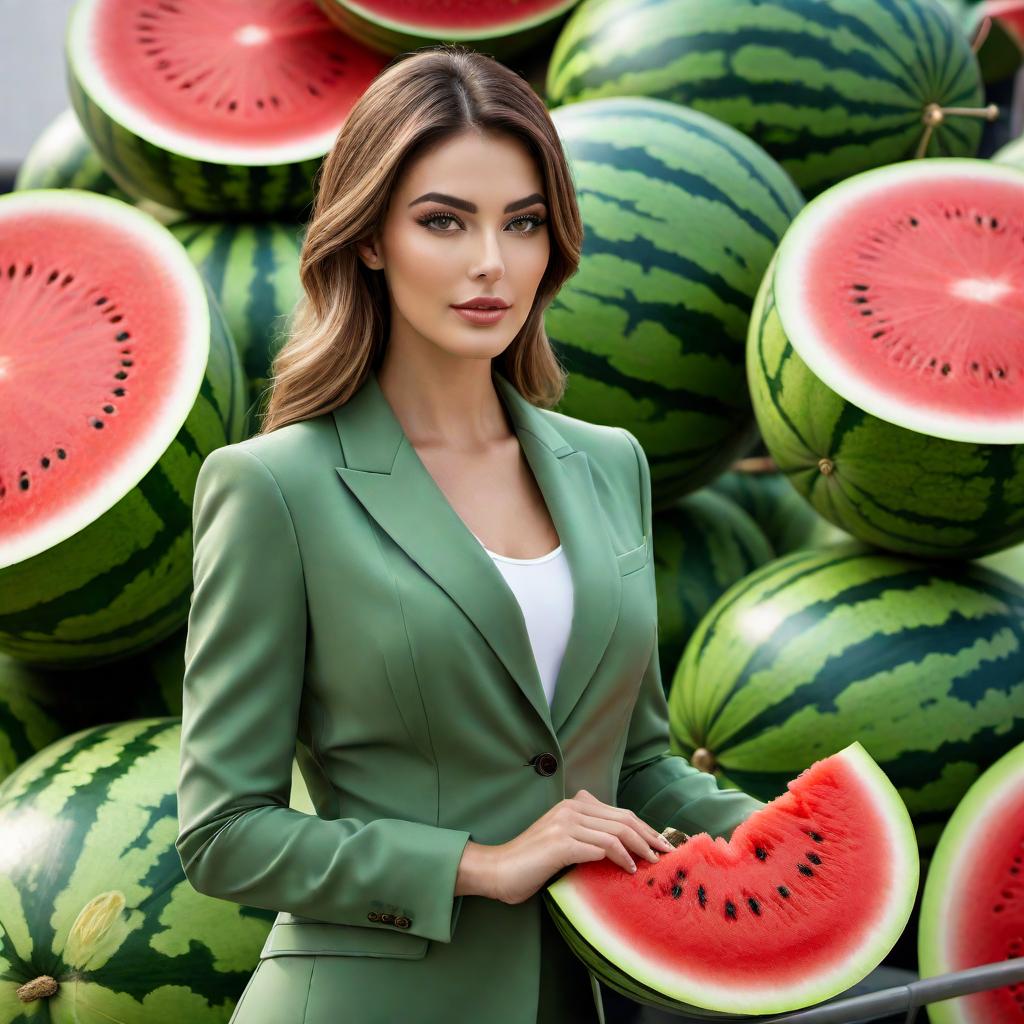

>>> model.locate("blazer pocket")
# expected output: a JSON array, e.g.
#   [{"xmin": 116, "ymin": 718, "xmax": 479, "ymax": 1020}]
[
  {"xmin": 616, "ymin": 536, "xmax": 649, "ymax": 576},
  {"xmin": 259, "ymin": 921, "xmax": 429, "ymax": 960}
]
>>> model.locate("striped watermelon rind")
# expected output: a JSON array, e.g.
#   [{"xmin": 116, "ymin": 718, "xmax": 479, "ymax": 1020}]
[
  {"xmin": 546, "ymin": 96, "xmax": 804, "ymax": 506},
  {"xmin": 0, "ymin": 718, "xmax": 274, "ymax": 1023},
  {"xmin": 168, "ymin": 218, "xmax": 306, "ymax": 435},
  {"xmin": 667, "ymin": 543, "xmax": 1024, "ymax": 856},
  {"xmin": 545, "ymin": 0, "xmax": 986, "ymax": 197},
  {"xmin": 0, "ymin": 190, "xmax": 246, "ymax": 668}
]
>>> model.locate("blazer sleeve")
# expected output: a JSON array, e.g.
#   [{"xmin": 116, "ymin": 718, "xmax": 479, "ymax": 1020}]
[
  {"xmin": 614, "ymin": 429, "xmax": 767, "ymax": 841},
  {"xmin": 174, "ymin": 445, "xmax": 472, "ymax": 944}
]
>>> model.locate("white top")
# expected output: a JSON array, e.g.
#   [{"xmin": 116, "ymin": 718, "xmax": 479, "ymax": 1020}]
[{"xmin": 471, "ymin": 532, "xmax": 574, "ymax": 707}]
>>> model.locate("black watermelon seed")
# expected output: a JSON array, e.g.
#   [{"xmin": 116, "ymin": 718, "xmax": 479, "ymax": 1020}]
[
  {"xmin": 807, "ymin": 853, "xmax": 822, "ymax": 865},
  {"xmin": 798, "ymin": 864, "xmax": 814, "ymax": 876},
  {"xmin": 675, "ymin": 869, "xmax": 686, "ymax": 880},
  {"xmin": 809, "ymin": 831, "xmax": 823, "ymax": 842},
  {"xmin": 646, "ymin": 878, "xmax": 654, "ymax": 887},
  {"xmin": 778, "ymin": 886, "xmax": 790, "ymax": 898},
  {"xmin": 755, "ymin": 847, "xmax": 768, "ymax": 861},
  {"xmin": 671, "ymin": 885, "xmax": 682, "ymax": 899},
  {"xmin": 725, "ymin": 901, "xmax": 736, "ymax": 919},
  {"xmin": 697, "ymin": 885, "xmax": 707, "ymax": 908},
  {"xmin": 747, "ymin": 897, "xmax": 761, "ymax": 916}
]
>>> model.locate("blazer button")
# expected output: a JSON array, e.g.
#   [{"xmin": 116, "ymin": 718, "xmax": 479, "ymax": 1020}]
[
  {"xmin": 531, "ymin": 752, "xmax": 558, "ymax": 777},
  {"xmin": 394, "ymin": 916, "xmax": 411, "ymax": 929},
  {"xmin": 379, "ymin": 913, "xmax": 395, "ymax": 924},
  {"xmin": 367, "ymin": 912, "xmax": 381, "ymax": 922}
]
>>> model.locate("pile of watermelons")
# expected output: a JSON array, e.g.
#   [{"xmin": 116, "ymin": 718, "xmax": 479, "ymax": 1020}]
[{"xmin": 2, "ymin": 0, "xmax": 1024, "ymax": 1021}]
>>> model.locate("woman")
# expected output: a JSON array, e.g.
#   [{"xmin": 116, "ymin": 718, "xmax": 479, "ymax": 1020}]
[{"xmin": 175, "ymin": 43, "xmax": 765, "ymax": 1024}]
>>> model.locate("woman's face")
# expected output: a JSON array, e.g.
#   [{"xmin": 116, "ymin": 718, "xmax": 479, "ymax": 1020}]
[{"xmin": 357, "ymin": 129, "xmax": 550, "ymax": 362}]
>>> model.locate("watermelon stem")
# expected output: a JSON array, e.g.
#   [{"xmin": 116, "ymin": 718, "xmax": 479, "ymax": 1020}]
[
  {"xmin": 916, "ymin": 102, "xmax": 1000, "ymax": 157},
  {"xmin": 15, "ymin": 976, "xmax": 58, "ymax": 1003}
]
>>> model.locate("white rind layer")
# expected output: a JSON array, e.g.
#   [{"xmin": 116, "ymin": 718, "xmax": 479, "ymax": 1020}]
[
  {"xmin": 774, "ymin": 158, "xmax": 1024, "ymax": 445},
  {"xmin": 548, "ymin": 741, "xmax": 919, "ymax": 1015},
  {"xmin": 917, "ymin": 741, "xmax": 1024, "ymax": 1024},
  {"xmin": 0, "ymin": 189, "xmax": 210, "ymax": 569},
  {"xmin": 66, "ymin": 0, "xmax": 341, "ymax": 166}
]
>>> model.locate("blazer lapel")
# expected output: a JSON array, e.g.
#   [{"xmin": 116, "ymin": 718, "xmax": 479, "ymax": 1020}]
[{"xmin": 332, "ymin": 368, "xmax": 621, "ymax": 736}]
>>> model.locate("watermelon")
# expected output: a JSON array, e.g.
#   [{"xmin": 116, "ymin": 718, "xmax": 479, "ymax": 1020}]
[
  {"xmin": 0, "ymin": 658, "xmax": 64, "ymax": 784},
  {"xmin": 653, "ymin": 490, "xmax": 774, "ymax": 697},
  {"xmin": 748, "ymin": 158, "xmax": 1024, "ymax": 560},
  {"xmin": 546, "ymin": 96, "xmax": 804, "ymax": 506},
  {"xmin": 967, "ymin": 1, "xmax": 1024, "ymax": 82},
  {"xmin": 711, "ymin": 459, "xmax": 852, "ymax": 556},
  {"xmin": 545, "ymin": 0, "xmax": 989, "ymax": 198},
  {"xmin": 0, "ymin": 189, "xmax": 246, "ymax": 668},
  {"xmin": 546, "ymin": 741, "xmax": 918, "ymax": 1016},
  {"xmin": 0, "ymin": 718, "xmax": 275, "ymax": 1023},
  {"xmin": 66, "ymin": 0, "xmax": 389, "ymax": 216},
  {"xmin": 168, "ymin": 219, "xmax": 306, "ymax": 436},
  {"xmin": 918, "ymin": 739, "xmax": 1024, "ymax": 1023},
  {"xmin": 314, "ymin": 0, "xmax": 581, "ymax": 58},
  {"xmin": 667, "ymin": 543, "xmax": 1024, "ymax": 858}
]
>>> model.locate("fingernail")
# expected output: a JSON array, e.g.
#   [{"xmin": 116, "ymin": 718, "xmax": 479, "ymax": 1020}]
[
  {"xmin": 628, "ymin": 862, "xmax": 637, "ymax": 873},
  {"xmin": 647, "ymin": 850, "xmax": 660, "ymax": 861}
]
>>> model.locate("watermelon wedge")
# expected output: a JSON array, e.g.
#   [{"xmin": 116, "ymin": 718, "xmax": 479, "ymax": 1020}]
[
  {"xmin": 0, "ymin": 189, "xmax": 245, "ymax": 667},
  {"xmin": 748, "ymin": 158, "xmax": 1024, "ymax": 560},
  {"xmin": 545, "ymin": 742, "xmax": 919, "ymax": 1016},
  {"xmin": 313, "ymin": 0, "xmax": 579, "ymax": 59},
  {"xmin": 66, "ymin": 0, "xmax": 389, "ymax": 216},
  {"xmin": 918, "ymin": 740, "xmax": 1024, "ymax": 1023}
]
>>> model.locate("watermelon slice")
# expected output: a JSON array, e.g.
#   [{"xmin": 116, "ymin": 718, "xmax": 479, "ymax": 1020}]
[
  {"xmin": 0, "ymin": 189, "xmax": 245, "ymax": 667},
  {"xmin": 66, "ymin": 0, "xmax": 389, "ymax": 216},
  {"xmin": 749, "ymin": 158, "xmax": 1024, "ymax": 560},
  {"xmin": 918, "ymin": 740, "xmax": 1024, "ymax": 1023},
  {"xmin": 545, "ymin": 742, "xmax": 919, "ymax": 1016},
  {"xmin": 313, "ymin": 0, "xmax": 579, "ymax": 59}
]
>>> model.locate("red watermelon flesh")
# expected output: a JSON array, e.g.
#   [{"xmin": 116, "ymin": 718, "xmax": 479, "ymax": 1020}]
[
  {"xmin": 85, "ymin": 0, "xmax": 386, "ymax": 159},
  {"xmin": 774, "ymin": 159, "xmax": 1024, "ymax": 445},
  {"xmin": 546, "ymin": 742, "xmax": 919, "ymax": 1016}
]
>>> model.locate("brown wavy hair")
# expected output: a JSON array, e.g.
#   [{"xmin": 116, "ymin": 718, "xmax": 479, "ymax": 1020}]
[{"xmin": 255, "ymin": 43, "xmax": 584, "ymax": 436}]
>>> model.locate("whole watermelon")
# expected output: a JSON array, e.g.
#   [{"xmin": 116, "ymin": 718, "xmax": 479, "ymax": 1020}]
[
  {"xmin": 546, "ymin": 0, "xmax": 988, "ymax": 197},
  {"xmin": 0, "ymin": 656, "xmax": 65, "ymax": 782},
  {"xmin": 0, "ymin": 719, "xmax": 275, "ymax": 1023},
  {"xmin": 711, "ymin": 462, "xmax": 851, "ymax": 556},
  {"xmin": 667, "ymin": 543, "xmax": 1024, "ymax": 857},
  {"xmin": 547, "ymin": 96, "xmax": 804, "ymax": 505},
  {"xmin": 653, "ymin": 489, "xmax": 775, "ymax": 696},
  {"xmin": 168, "ymin": 219, "xmax": 306, "ymax": 436}
]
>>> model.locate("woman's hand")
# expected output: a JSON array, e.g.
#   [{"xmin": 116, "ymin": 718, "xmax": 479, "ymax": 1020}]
[{"xmin": 456, "ymin": 790, "xmax": 676, "ymax": 905}]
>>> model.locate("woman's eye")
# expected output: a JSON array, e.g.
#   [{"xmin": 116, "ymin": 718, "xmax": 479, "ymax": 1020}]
[{"xmin": 418, "ymin": 212, "xmax": 546, "ymax": 233}]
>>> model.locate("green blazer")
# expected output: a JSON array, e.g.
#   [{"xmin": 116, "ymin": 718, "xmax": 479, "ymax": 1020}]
[{"xmin": 175, "ymin": 367, "xmax": 765, "ymax": 1023}]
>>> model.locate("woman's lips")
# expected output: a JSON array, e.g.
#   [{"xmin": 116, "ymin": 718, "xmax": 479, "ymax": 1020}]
[{"xmin": 451, "ymin": 305, "xmax": 509, "ymax": 325}]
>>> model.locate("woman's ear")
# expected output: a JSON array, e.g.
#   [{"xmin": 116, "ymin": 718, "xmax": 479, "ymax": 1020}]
[{"xmin": 356, "ymin": 235, "xmax": 384, "ymax": 271}]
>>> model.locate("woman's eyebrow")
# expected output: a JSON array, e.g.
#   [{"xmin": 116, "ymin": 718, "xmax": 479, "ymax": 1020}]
[{"xmin": 408, "ymin": 192, "xmax": 547, "ymax": 213}]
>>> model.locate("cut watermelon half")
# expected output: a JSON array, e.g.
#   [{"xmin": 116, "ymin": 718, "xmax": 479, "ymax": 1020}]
[
  {"xmin": 774, "ymin": 158, "xmax": 1024, "ymax": 446},
  {"xmin": 313, "ymin": 0, "xmax": 578, "ymax": 59},
  {"xmin": 0, "ymin": 189, "xmax": 245, "ymax": 666},
  {"xmin": 66, "ymin": 0, "xmax": 389, "ymax": 215},
  {"xmin": 918, "ymin": 740, "xmax": 1024, "ymax": 1023},
  {"xmin": 545, "ymin": 742, "xmax": 919, "ymax": 1016}
]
